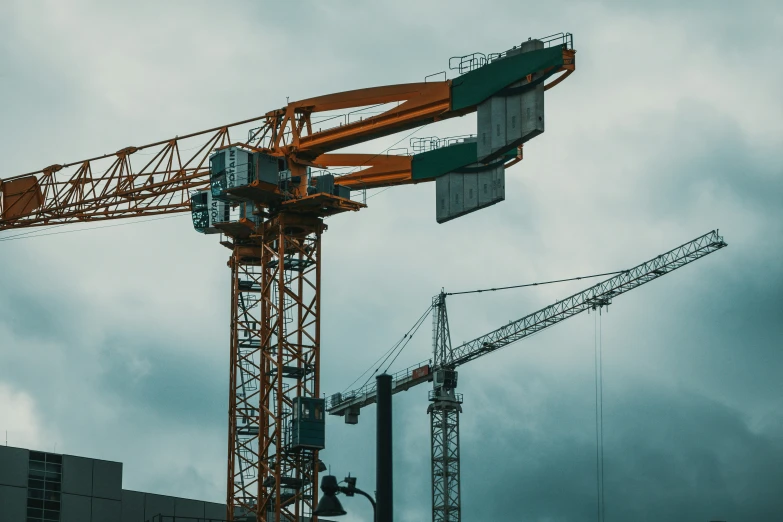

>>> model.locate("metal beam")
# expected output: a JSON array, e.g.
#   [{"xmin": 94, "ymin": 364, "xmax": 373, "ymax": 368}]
[
  {"xmin": 449, "ymin": 230, "xmax": 726, "ymax": 367},
  {"xmin": 328, "ymin": 230, "xmax": 727, "ymax": 417}
]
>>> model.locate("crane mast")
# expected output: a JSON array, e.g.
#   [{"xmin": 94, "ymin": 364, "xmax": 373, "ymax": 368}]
[
  {"xmin": 0, "ymin": 34, "xmax": 577, "ymax": 522},
  {"xmin": 429, "ymin": 292, "xmax": 462, "ymax": 522},
  {"xmin": 328, "ymin": 230, "xmax": 727, "ymax": 521}
]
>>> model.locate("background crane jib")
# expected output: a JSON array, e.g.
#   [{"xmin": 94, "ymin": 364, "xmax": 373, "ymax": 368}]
[{"xmin": 327, "ymin": 231, "xmax": 727, "ymax": 521}]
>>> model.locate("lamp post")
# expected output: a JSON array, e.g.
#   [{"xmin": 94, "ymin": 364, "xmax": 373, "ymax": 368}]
[
  {"xmin": 342, "ymin": 475, "xmax": 377, "ymax": 518},
  {"xmin": 376, "ymin": 374, "xmax": 393, "ymax": 522},
  {"xmin": 317, "ymin": 374, "xmax": 392, "ymax": 521},
  {"xmin": 314, "ymin": 474, "xmax": 377, "ymax": 521}
]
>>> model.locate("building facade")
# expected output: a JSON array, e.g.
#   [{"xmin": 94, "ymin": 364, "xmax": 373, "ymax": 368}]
[{"xmin": 0, "ymin": 445, "xmax": 226, "ymax": 522}]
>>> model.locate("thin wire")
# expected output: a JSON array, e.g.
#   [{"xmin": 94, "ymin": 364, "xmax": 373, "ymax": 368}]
[
  {"xmin": 600, "ymin": 311, "xmax": 606, "ymax": 522},
  {"xmin": 324, "ymin": 124, "xmax": 430, "ymax": 213},
  {"xmin": 447, "ymin": 271, "xmax": 626, "ymax": 296},
  {"xmin": 342, "ymin": 336, "xmax": 407, "ymax": 393},
  {"xmin": 0, "ymin": 223, "xmax": 69, "ymax": 240},
  {"xmin": 373, "ymin": 304, "xmax": 431, "ymax": 380},
  {"xmin": 340, "ymin": 123, "xmax": 430, "ymax": 177},
  {"xmin": 0, "ymin": 214, "xmax": 187, "ymax": 242},
  {"xmin": 593, "ymin": 309, "xmax": 607, "ymax": 522},
  {"xmin": 594, "ymin": 311, "xmax": 601, "ymax": 522},
  {"xmin": 383, "ymin": 306, "xmax": 432, "ymax": 374},
  {"xmin": 365, "ymin": 187, "xmax": 392, "ymax": 201},
  {"xmin": 356, "ymin": 303, "xmax": 432, "ymax": 390},
  {"xmin": 347, "ymin": 306, "xmax": 428, "ymax": 392}
]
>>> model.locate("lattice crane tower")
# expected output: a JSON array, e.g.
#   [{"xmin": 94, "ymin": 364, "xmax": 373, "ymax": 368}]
[{"xmin": 0, "ymin": 35, "xmax": 576, "ymax": 521}]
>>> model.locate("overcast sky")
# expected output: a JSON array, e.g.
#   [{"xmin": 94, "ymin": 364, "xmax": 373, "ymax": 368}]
[{"xmin": 1, "ymin": 1, "xmax": 781, "ymax": 521}]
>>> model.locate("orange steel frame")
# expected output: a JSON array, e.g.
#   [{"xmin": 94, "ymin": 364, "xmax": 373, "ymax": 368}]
[
  {"xmin": 0, "ymin": 44, "xmax": 576, "ymax": 228},
  {"xmin": 259, "ymin": 215, "xmax": 322, "ymax": 520},
  {"xmin": 0, "ymin": 45, "xmax": 576, "ymax": 522},
  {"xmin": 0, "ymin": 82, "xmax": 454, "ymax": 521},
  {"xmin": 0, "ymin": 81, "xmax": 452, "ymax": 228},
  {"xmin": 228, "ymin": 214, "xmax": 323, "ymax": 522}
]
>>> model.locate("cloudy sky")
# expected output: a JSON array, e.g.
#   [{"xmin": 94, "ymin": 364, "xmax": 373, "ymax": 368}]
[{"xmin": 1, "ymin": 0, "xmax": 781, "ymax": 521}]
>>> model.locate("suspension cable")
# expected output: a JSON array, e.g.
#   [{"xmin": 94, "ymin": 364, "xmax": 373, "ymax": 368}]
[
  {"xmin": 594, "ymin": 309, "xmax": 607, "ymax": 522},
  {"xmin": 0, "ymin": 214, "xmax": 187, "ymax": 242},
  {"xmin": 351, "ymin": 303, "xmax": 433, "ymax": 391},
  {"xmin": 342, "ymin": 335, "xmax": 405, "ymax": 394},
  {"xmin": 382, "ymin": 306, "xmax": 432, "ymax": 374},
  {"xmin": 446, "ymin": 270, "xmax": 626, "ymax": 296},
  {"xmin": 600, "ymin": 311, "xmax": 606, "ymax": 522},
  {"xmin": 594, "ymin": 312, "xmax": 601, "ymax": 522}
]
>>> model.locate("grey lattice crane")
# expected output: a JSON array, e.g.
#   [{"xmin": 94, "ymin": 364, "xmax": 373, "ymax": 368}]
[
  {"xmin": 428, "ymin": 291, "xmax": 462, "ymax": 521},
  {"xmin": 327, "ymin": 230, "xmax": 727, "ymax": 521}
]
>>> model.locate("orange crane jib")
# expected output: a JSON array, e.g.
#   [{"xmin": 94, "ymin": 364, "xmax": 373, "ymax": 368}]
[
  {"xmin": 0, "ymin": 34, "xmax": 577, "ymax": 522},
  {"xmin": 0, "ymin": 37, "xmax": 575, "ymax": 231}
]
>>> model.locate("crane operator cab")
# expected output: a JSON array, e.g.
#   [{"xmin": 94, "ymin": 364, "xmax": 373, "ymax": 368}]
[
  {"xmin": 208, "ymin": 145, "xmax": 352, "ymax": 201},
  {"xmin": 290, "ymin": 397, "xmax": 326, "ymax": 450},
  {"xmin": 190, "ymin": 189, "xmax": 229, "ymax": 234},
  {"xmin": 190, "ymin": 188, "xmax": 261, "ymax": 234},
  {"xmin": 191, "ymin": 146, "xmax": 286, "ymax": 234},
  {"xmin": 210, "ymin": 147, "xmax": 284, "ymax": 202}
]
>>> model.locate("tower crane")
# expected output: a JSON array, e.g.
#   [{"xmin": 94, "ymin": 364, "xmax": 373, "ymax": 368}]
[
  {"xmin": 327, "ymin": 230, "xmax": 727, "ymax": 521},
  {"xmin": 0, "ymin": 34, "xmax": 576, "ymax": 521}
]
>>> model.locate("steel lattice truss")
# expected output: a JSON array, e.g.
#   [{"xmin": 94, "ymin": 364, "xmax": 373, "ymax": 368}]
[
  {"xmin": 429, "ymin": 405, "xmax": 461, "ymax": 522},
  {"xmin": 432, "ymin": 293, "xmax": 453, "ymax": 367},
  {"xmin": 0, "ymin": 37, "xmax": 584, "ymax": 522},
  {"xmin": 227, "ymin": 214, "xmax": 323, "ymax": 522},
  {"xmin": 327, "ymin": 230, "xmax": 727, "ymax": 414},
  {"xmin": 0, "ymin": 82, "xmax": 451, "ymax": 230},
  {"xmin": 449, "ymin": 230, "xmax": 727, "ymax": 366},
  {"xmin": 0, "ymin": 122, "xmax": 256, "ymax": 229},
  {"xmin": 430, "ymin": 291, "xmax": 463, "ymax": 522},
  {"xmin": 328, "ymin": 230, "xmax": 726, "ymax": 522},
  {"xmin": 228, "ymin": 253, "xmax": 265, "ymax": 518},
  {"xmin": 256, "ymin": 215, "xmax": 322, "ymax": 522}
]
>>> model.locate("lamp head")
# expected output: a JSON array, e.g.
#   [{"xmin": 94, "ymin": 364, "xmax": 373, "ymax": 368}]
[{"xmin": 314, "ymin": 475, "xmax": 347, "ymax": 517}]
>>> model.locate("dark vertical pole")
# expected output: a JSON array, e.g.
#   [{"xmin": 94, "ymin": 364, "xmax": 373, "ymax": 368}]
[{"xmin": 377, "ymin": 373, "xmax": 393, "ymax": 522}]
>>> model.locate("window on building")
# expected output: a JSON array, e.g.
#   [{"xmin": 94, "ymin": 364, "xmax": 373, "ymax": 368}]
[{"xmin": 27, "ymin": 452, "xmax": 61, "ymax": 522}]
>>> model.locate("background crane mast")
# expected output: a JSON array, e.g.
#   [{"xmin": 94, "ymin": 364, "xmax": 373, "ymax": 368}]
[
  {"xmin": 328, "ymin": 230, "xmax": 728, "ymax": 521},
  {"xmin": 429, "ymin": 291, "xmax": 462, "ymax": 522},
  {"xmin": 0, "ymin": 34, "xmax": 576, "ymax": 521}
]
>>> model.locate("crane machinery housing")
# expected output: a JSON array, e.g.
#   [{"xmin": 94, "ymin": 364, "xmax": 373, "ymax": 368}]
[
  {"xmin": 328, "ymin": 230, "xmax": 727, "ymax": 522},
  {"xmin": 0, "ymin": 34, "xmax": 576, "ymax": 521}
]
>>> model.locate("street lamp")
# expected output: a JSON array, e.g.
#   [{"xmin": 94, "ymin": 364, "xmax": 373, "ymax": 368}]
[
  {"xmin": 313, "ymin": 475, "xmax": 347, "ymax": 517},
  {"xmin": 317, "ymin": 374, "xmax": 391, "ymax": 521},
  {"xmin": 314, "ymin": 474, "xmax": 377, "ymax": 521}
]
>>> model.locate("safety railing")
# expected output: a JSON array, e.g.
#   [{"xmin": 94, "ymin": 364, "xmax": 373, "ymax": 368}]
[
  {"xmin": 488, "ymin": 33, "xmax": 574, "ymax": 62},
  {"xmin": 540, "ymin": 31, "xmax": 573, "ymax": 49},
  {"xmin": 448, "ymin": 52, "xmax": 488, "ymax": 74},
  {"xmin": 424, "ymin": 71, "xmax": 447, "ymax": 82},
  {"xmin": 450, "ymin": 32, "xmax": 573, "ymax": 74},
  {"xmin": 410, "ymin": 134, "xmax": 476, "ymax": 154},
  {"xmin": 327, "ymin": 358, "xmax": 431, "ymax": 411},
  {"xmin": 428, "ymin": 389, "xmax": 464, "ymax": 403}
]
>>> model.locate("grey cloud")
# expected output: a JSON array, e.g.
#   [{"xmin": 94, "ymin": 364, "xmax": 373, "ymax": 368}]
[
  {"xmin": 1, "ymin": 0, "xmax": 781, "ymax": 518},
  {"xmin": 96, "ymin": 338, "xmax": 228, "ymax": 426},
  {"xmin": 452, "ymin": 379, "xmax": 783, "ymax": 522}
]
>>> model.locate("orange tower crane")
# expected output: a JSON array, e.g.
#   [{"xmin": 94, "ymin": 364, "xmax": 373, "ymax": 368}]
[{"xmin": 0, "ymin": 34, "xmax": 576, "ymax": 521}]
